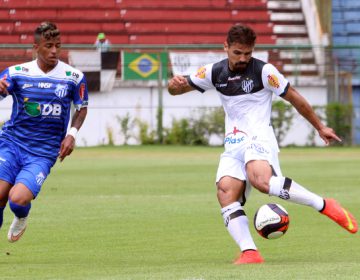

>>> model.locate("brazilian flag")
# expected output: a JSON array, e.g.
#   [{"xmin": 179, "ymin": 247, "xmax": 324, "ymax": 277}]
[{"xmin": 122, "ymin": 52, "xmax": 168, "ymax": 80}]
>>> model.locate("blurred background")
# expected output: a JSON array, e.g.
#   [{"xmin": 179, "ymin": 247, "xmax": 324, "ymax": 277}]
[{"xmin": 0, "ymin": 0, "xmax": 358, "ymax": 147}]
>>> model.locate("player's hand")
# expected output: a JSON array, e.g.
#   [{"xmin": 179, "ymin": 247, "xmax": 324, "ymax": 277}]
[
  {"xmin": 318, "ymin": 126, "xmax": 342, "ymax": 145},
  {"xmin": 0, "ymin": 78, "xmax": 10, "ymax": 95},
  {"xmin": 169, "ymin": 75, "xmax": 187, "ymax": 86},
  {"xmin": 58, "ymin": 135, "xmax": 75, "ymax": 162},
  {"xmin": 168, "ymin": 75, "xmax": 191, "ymax": 95}
]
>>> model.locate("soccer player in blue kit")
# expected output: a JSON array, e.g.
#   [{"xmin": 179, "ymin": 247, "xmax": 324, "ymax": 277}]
[
  {"xmin": 0, "ymin": 22, "xmax": 88, "ymax": 242},
  {"xmin": 168, "ymin": 24, "xmax": 357, "ymax": 264}
]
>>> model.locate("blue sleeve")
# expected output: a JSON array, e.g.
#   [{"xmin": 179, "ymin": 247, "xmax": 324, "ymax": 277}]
[{"xmin": 73, "ymin": 75, "xmax": 89, "ymax": 110}]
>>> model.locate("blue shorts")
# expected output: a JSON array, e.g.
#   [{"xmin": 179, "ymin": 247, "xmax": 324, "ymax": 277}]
[{"xmin": 0, "ymin": 140, "xmax": 56, "ymax": 198}]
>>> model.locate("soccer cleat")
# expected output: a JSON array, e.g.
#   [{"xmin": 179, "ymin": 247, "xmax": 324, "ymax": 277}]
[
  {"xmin": 321, "ymin": 198, "xmax": 358, "ymax": 234},
  {"xmin": 233, "ymin": 250, "xmax": 264, "ymax": 264},
  {"xmin": 8, "ymin": 216, "xmax": 28, "ymax": 243}
]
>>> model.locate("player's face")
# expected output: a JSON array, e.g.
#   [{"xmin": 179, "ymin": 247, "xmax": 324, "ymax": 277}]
[
  {"xmin": 224, "ymin": 42, "xmax": 254, "ymax": 72},
  {"xmin": 34, "ymin": 35, "xmax": 61, "ymax": 72}
]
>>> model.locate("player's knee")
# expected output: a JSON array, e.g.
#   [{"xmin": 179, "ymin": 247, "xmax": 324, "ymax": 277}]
[
  {"xmin": 9, "ymin": 186, "xmax": 33, "ymax": 206},
  {"xmin": 216, "ymin": 177, "xmax": 245, "ymax": 206},
  {"xmin": 216, "ymin": 184, "xmax": 230, "ymax": 204},
  {"xmin": 8, "ymin": 193, "xmax": 30, "ymax": 206}
]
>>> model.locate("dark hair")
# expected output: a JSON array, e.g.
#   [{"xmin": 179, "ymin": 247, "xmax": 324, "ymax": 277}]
[
  {"xmin": 34, "ymin": 22, "xmax": 60, "ymax": 42},
  {"xmin": 226, "ymin": 24, "xmax": 256, "ymax": 46}
]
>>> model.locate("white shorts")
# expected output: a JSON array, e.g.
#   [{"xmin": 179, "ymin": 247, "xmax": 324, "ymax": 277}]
[{"xmin": 215, "ymin": 137, "xmax": 282, "ymax": 205}]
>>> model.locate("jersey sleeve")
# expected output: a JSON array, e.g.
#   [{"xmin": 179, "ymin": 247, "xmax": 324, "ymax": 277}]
[
  {"xmin": 187, "ymin": 63, "xmax": 214, "ymax": 93},
  {"xmin": 73, "ymin": 74, "xmax": 89, "ymax": 110},
  {"xmin": 261, "ymin": 63, "xmax": 290, "ymax": 97},
  {"xmin": 0, "ymin": 68, "xmax": 14, "ymax": 100}
]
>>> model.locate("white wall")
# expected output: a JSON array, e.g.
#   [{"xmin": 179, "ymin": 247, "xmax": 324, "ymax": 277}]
[{"xmin": 0, "ymin": 85, "xmax": 327, "ymax": 147}]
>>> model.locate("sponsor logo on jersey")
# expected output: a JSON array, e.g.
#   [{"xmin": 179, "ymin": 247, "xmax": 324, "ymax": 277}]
[
  {"xmin": 38, "ymin": 82, "xmax": 52, "ymax": 89},
  {"xmin": 55, "ymin": 84, "xmax": 68, "ymax": 98},
  {"xmin": 24, "ymin": 98, "xmax": 62, "ymax": 118},
  {"xmin": 195, "ymin": 66, "xmax": 206, "ymax": 79},
  {"xmin": 241, "ymin": 78, "xmax": 254, "ymax": 93},
  {"xmin": 79, "ymin": 83, "xmax": 85, "ymax": 100},
  {"xmin": 224, "ymin": 127, "xmax": 247, "ymax": 145},
  {"xmin": 267, "ymin": 74, "xmax": 280, "ymax": 88},
  {"xmin": 14, "ymin": 66, "xmax": 29, "ymax": 72},
  {"xmin": 228, "ymin": 76, "xmax": 241, "ymax": 81},
  {"xmin": 36, "ymin": 172, "xmax": 45, "ymax": 186},
  {"xmin": 24, "ymin": 98, "xmax": 41, "ymax": 117},
  {"xmin": 22, "ymin": 83, "xmax": 33, "ymax": 89},
  {"xmin": 215, "ymin": 83, "xmax": 227, "ymax": 88},
  {"xmin": 66, "ymin": 71, "xmax": 79, "ymax": 79},
  {"xmin": 248, "ymin": 143, "xmax": 269, "ymax": 154}
]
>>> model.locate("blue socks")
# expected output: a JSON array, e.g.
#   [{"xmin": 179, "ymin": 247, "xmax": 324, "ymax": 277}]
[{"xmin": 9, "ymin": 200, "xmax": 31, "ymax": 218}]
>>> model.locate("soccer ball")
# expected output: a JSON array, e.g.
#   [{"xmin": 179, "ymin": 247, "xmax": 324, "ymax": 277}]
[{"xmin": 254, "ymin": 203, "xmax": 290, "ymax": 239}]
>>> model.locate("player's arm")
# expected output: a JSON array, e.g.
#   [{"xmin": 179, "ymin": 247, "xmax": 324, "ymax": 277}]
[
  {"xmin": 0, "ymin": 79, "xmax": 9, "ymax": 97},
  {"xmin": 282, "ymin": 86, "xmax": 341, "ymax": 145},
  {"xmin": 168, "ymin": 75, "xmax": 195, "ymax": 95},
  {"xmin": 58, "ymin": 106, "xmax": 87, "ymax": 162},
  {"xmin": 0, "ymin": 70, "xmax": 13, "ymax": 99}
]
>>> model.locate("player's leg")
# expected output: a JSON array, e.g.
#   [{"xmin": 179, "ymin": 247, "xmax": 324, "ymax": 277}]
[
  {"xmin": 216, "ymin": 156, "xmax": 263, "ymax": 264},
  {"xmin": 0, "ymin": 180, "xmax": 12, "ymax": 229},
  {"xmin": 267, "ymin": 174, "xmax": 357, "ymax": 233},
  {"xmin": 8, "ymin": 183, "xmax": 33, "ymax": 242},
  {"xmin": 246, "ymin": 153, "xmax": 357, "ymax": 233},
  {"xmin": 8, "ymin": 154, "xmax": 53, "ymax": 242},
  {"xmin": 0, "ymin": 141, "xmax": 20, "ymax": 230}
]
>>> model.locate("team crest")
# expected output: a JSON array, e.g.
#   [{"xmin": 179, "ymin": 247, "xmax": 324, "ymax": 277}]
[
  {"xmin": 36, "ymin": 172, "xmax": 45, "ymax": 186},
  {"xmin": 55, "ymin": 84, "xmax": 68, "ymax": 98},
  {"xmin": 241, "ymin": 78, "xmax": 254, "ymax": 93}
]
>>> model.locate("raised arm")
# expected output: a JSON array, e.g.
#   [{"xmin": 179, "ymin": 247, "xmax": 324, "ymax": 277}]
[
  {"xmin": 282, "ymin": 86, "xmax": 341, "ymax": 145},
  {"xmin": 168, "ymin": 75, "xmax": 195, "ymax": 95}
]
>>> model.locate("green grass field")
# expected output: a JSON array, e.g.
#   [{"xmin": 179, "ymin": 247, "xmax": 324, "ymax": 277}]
[{"xmin": 0, "ymin": 146, "xmax": 359, "ymax": 279}]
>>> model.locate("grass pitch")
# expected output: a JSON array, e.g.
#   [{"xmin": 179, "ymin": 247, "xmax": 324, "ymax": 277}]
[{"xmin": 0, "ymin": 146, "xmax": 359, "ymax": 279}]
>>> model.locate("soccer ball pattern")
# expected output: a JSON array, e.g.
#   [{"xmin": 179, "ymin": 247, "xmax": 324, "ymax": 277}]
[{"xmin": 254, "ymin": 203, "xmax": 290, "ymax": 239}]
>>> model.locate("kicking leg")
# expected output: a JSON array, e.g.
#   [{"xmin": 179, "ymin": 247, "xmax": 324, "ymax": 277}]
[{"xmin": 247, "ymin": 160, "xmax": 358, "ymax": 234}]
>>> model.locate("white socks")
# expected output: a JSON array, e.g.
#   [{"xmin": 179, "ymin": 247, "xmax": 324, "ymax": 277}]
[
  {"xmin": 269, "ymin": 176, "xmax": 324, "ymax": 211},
  {"xmin": 221, "ymin": 202, "xmax": 257, "ymax": 251},
  {"xmin": 220, "ymin": 176, "xmax": 325, "ymax": 252}
]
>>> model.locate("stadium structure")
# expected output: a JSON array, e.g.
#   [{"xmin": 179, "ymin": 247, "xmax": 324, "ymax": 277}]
[{"xmin": 0, "ymin": 0, "xmax": 359, "ymax": 146}]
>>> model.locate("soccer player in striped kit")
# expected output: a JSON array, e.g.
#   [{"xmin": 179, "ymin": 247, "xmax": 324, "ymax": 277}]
[
  {"xmin": 0, "ymin": 22, "xmax": 88, "ymax": 242},
  {"xmin": 168, "ymin": 24, "xmax": 357, "ymax": 264}
]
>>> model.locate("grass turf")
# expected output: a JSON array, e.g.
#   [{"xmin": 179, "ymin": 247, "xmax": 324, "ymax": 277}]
[{"xmin": 0, "ymin": 146, "xmax": 359, "ymax": 279}]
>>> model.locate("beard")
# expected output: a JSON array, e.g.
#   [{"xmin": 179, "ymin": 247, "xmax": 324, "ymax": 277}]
[{"xmin": 233, "ymin": 62, "xmax": 248, "ymax": 72}]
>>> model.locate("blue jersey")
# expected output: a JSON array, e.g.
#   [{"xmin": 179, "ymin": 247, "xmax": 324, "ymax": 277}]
[{"xmin": 0, "ymin": 60, "xmax": 89, "ymax": 160}]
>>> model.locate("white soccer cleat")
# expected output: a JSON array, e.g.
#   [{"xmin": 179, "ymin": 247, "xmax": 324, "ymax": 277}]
[{"xmin": 8, "ymin": 216, "xmax": 28, "ymax": 243}]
